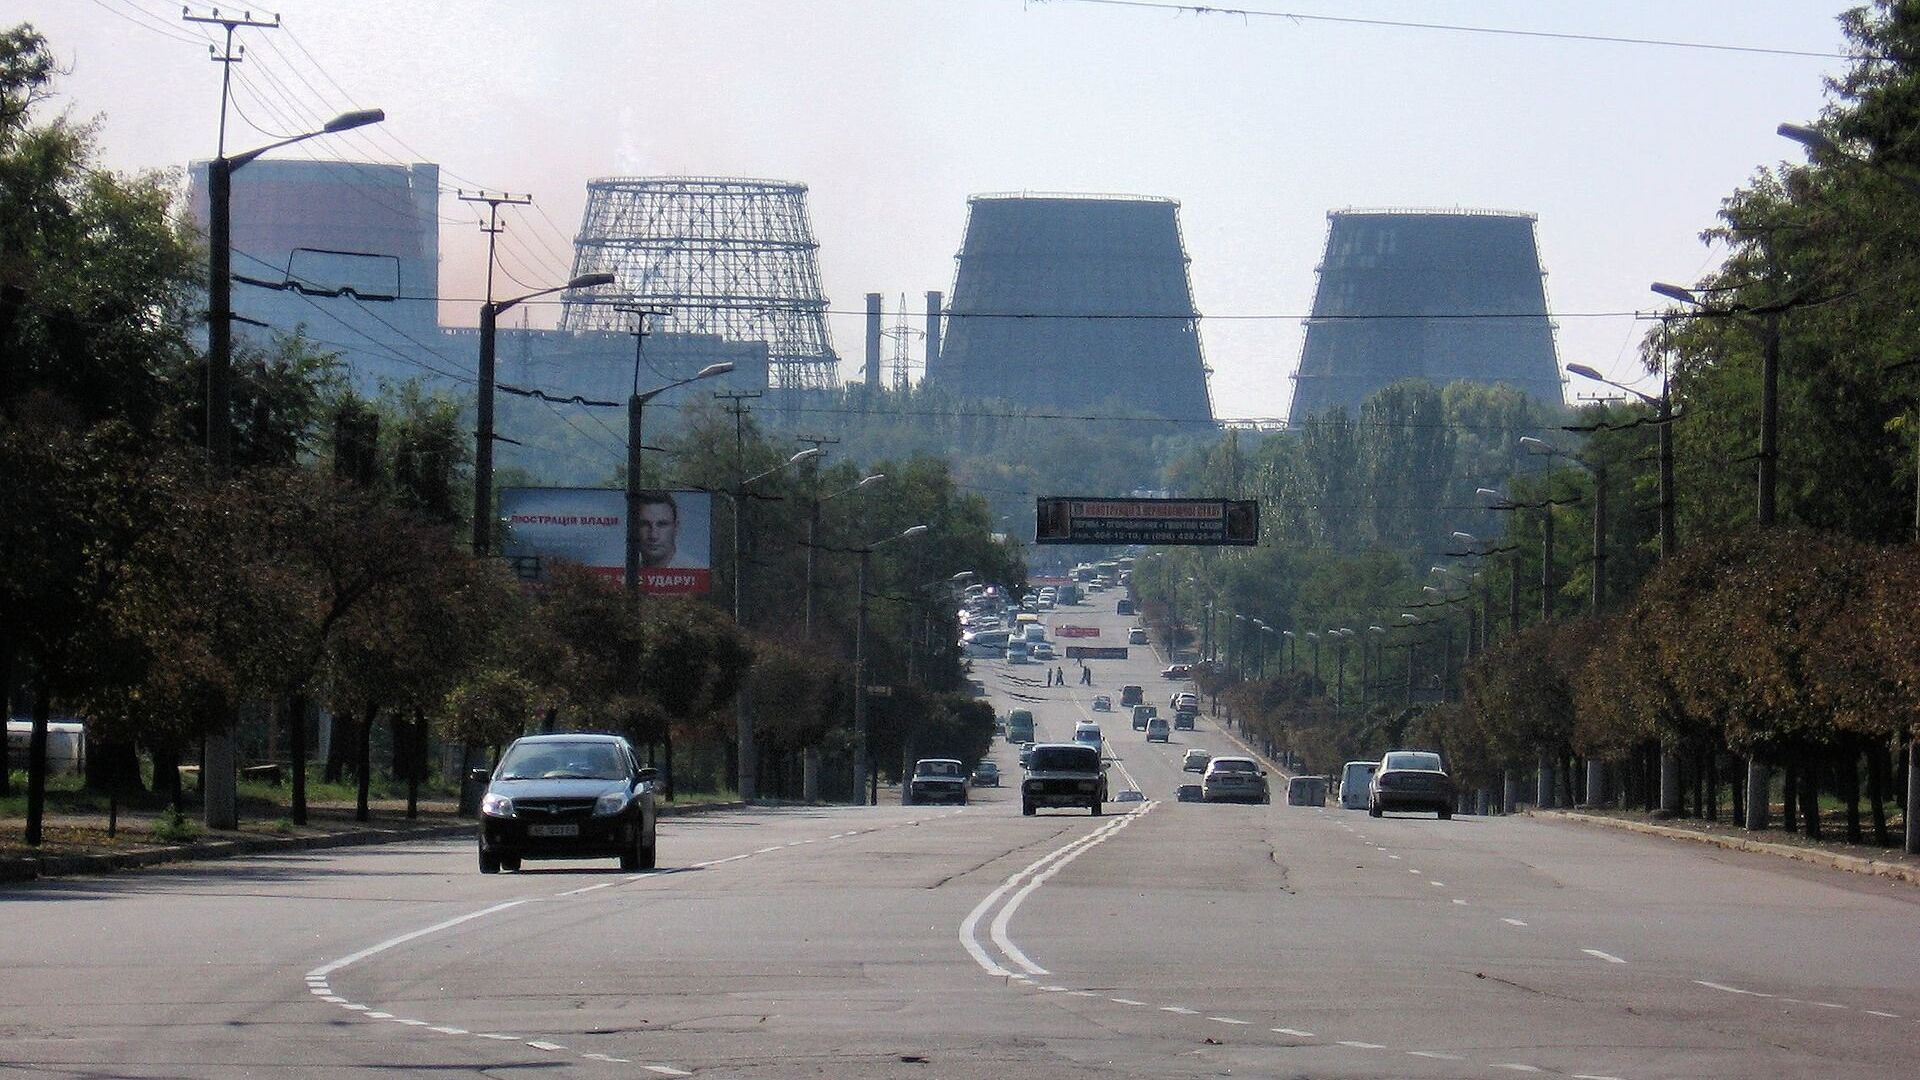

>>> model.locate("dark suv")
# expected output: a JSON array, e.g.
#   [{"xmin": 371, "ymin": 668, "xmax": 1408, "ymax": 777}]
[{"xmin": 477, "ymin": 733, "xmax": 658, "ymax": 873}]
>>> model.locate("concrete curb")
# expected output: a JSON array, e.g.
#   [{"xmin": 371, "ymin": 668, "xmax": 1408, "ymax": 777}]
[
  {"xmin": 1534, "ymin": 809, "xmax": 1920, "ymax": 888},
  {"xmin": 0, "ymin": 799, "xmax": 750, "ymax": 885}
]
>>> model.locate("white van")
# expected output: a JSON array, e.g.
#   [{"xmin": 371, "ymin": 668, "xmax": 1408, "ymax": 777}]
[
  {"xmin": 6, "ymin": 719, "xmax": 87, "ymax": 775},
  {"xmin": 1024, "ymin": 624, "xmax": 1046, "ymax": 644},
  {"xmin": 1340, "ymin": 760, "xmax": 1379, "ymax": 810}
]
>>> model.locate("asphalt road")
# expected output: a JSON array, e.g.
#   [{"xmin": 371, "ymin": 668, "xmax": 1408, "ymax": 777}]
[{"xmin": 4, "ymin": 596, "xmax": 1917, "ymax": 1078}]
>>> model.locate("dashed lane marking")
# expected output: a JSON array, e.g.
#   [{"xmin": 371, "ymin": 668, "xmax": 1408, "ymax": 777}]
[
  {"xmin": 1582, "ymin": 949, "xmax": 1627, "ymax": 964},
  {"xmin": 1209, "ymin": 1016, "xmax": 1251, "ymax": 1024},
  {"xmin": 1502, "ymin": 918, "xmax": 1529, "ymax": 927},
  {"xmin": 1161, "ymin": 1006, "xmax": 1199, "ymax": 1015},
  {"xmin": 1409, "ymin": 1050, "xmax": 1464, "ymax": 1060},
  {"xmin": 1272, "ymin": 1027, "xmax": 1315, "ymax": 1038},
  {"xmin": 1112, "ymin": 998, "xmax": 1147, "ymax": 1006},
  {"xmin": 1338, "ymin": 1040, "xmax": 1387, "ymax": 1049},
  {"xmin": 557, "ymin": 882, "xmax": 613, "ymax": 897},
  {"xmin": 1492, "ymin": 1064, "xmax": 1545, "ymax": 1073}
]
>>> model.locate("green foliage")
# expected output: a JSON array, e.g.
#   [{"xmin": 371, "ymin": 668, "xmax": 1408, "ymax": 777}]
[{"xmin": 150, "ymin": 806, "xmax": 200, "ymax": 843}]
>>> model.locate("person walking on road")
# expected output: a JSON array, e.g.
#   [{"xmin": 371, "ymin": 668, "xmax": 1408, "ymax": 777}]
[
  {"xmin": 1080, "ymin": 665, "xmax": 1092, "ymax": 686},
  {"xmin": 1045, "ymin": 668, "xmax": 1054, "ymax": 687}
]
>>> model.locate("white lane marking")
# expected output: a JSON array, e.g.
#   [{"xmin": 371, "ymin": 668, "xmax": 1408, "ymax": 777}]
[
  {"xmin": 1069, "ymin": 990, "xmax": 1098, "ymax": 997},
  {"xmin": 1811, "ymin": 1001, "xmax": 1847, "ymax": 1009},
  {"xmin": 1210, "ymin": 1016, "xmax": 1251, "ymax": 1024},
  {"xmin": 1112, "ymin": 998, "xmax": 1146, "ymax": 1006},
  {"xmin": 320, "ymin": 996, "xmax": 347, "ymax": 1004},
  {"xmin": 392, "ymin": 1018, "xmax": 430, "ymax": 1026},
  {"xmin": 527, "ymin": 1040, "xmax": 566, "ymax": 1051},
  {"xmin": 475, "ymin": 1032, "xmax": 521, "ymax": 1040},
  {"xmin": 341, "ymin": 1004, "xmax": 370, "ymax": 1012},
  {"xmin": 1272, "ymin": 1027, "xmax": 1316, "ymax": 1038},
  {"xmin": 1452, "ymin": 898, "xmax": 1469, "ymax": 905},
  {"xmin": 1501, "ymin": 918, "xmax": 1529, "ymax": 927},
  {"xmin": 1338, "ymin": 1040, "xmax": 1387, "ymax": 1049},
  {"xmin": 755, "ymin": 845, "xmax": 783, "ymax": 854},
  {"xmin": 987, "ymin": 812, "xmax": 1144, "ymax": 974},
  {"xmin": 1492, "ymin": 1065, "xmax": 1544, "ymax": 1073},
  {"xmin": 1430, "ymin": 881, "xmax": 1447, "ymax": 887},
  {"xmin": 1696, "ymin": 980, "xmax": 1771, "ymax": 997},
  {"xmin": 1573, "ymin": 1074, "xmax": 1627, "ymax": 1080},
  {"xmin": 582, "ymin": 1053, "xmax": 631, "ymax": 1063},
  {"xmin": 1867, "ymin": 1010, "xmax": 1902, "ymax": 1018},
  {"xmin": 1582, "ymin": 949, "xmax": 1627, "ymax": 964},
  {"xmin": 1161, "ymin": 1006, "xmax": 1199, "ymax": 1015},
  {"xmin": 557, "ymin": 882, "xmax": 613, "ymax": 897},
  {"xmin": 644, "ymin": 1067, "xmax": 694, "ymax": 1077},
  {"xmin": 429, "ymin": 1026, "xmax": 468, "ymax": 1035},
  {"xmin": 1409, "ymin": 1050, "xmax": 1464, "ymax": 1060},
  {"xmin": 1040, "ymin": 985, "xmax": 1069, "ymax": 992},
  {"xmin": 1387, "ymin": 854, "xmax": 1402, "ymax": 860},
  {"xmin": 1408, "ymin": 868, "xmax": 1422, "ymax": 875},
  {"xmin": 307, "ymin": 899, "xmax": 529, "ymax": 979},
  {"xmin": 365, "ymin": 1012, "xmax": 394, "ymax": 1019},
  {"xmin": 308, "ymin": 987, "xmax": 334, "ymax": 996}
]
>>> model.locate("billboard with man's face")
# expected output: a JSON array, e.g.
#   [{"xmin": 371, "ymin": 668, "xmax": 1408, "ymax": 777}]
[{"xmin": 500, "ymin": 487, "xmax": 712, "ymax": 594}]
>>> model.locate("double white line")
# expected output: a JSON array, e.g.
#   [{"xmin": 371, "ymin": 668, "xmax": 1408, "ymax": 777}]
[{"xmin": 959, "ymin": 805, "xmax": 1154, "ymax": 978}]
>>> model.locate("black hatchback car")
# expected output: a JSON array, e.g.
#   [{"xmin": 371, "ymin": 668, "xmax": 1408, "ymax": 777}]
[{"xmin": 476, "ymin": 733, "xmax": 658, "ymax": 873}]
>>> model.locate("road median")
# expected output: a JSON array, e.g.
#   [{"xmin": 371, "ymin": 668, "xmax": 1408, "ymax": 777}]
[{"xmin": 1533, "ymin": 808, "xmax": 1920, "ymax": 887}]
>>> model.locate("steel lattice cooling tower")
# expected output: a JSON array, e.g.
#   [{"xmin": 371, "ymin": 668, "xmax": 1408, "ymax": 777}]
[
  {"xmin": 929, "ymin": 193, "xmax": 1213, "ymax": 423},
  {"xmin": 559, "ymin": 177, "xmax": 839, "ymax": 391},
  {"xmin": 1286, "ymin": 209, "xmax": 1564, "ymax": 424}
]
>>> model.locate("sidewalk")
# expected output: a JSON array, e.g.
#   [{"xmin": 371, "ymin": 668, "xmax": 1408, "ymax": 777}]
[
  {"xmin": 1532, "ymin": 808, "xmax": 1920, "ymax": 888},
  {"xmin": 0, "ymin": 798, "xmax": 747, "ymax": 884}
]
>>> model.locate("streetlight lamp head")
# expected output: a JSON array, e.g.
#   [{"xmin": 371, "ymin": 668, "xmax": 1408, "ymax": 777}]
[
  {"xmin": 323, "ymin": 108, "xmax": 385, "ymax": 133},
  {"xmin": 788, "ymin": 448, "xmax": 823, "ymax": 465},
  {"xmin": 1777, "ymin": 121, "xmax": 1838, "ymax": 156},
  {"xmin": 1519, "ymin": 435, "xmax": 1553, "ymax": 453},
  {"xmin": 694, "ymin": 361, "xmax": 735, "ymax": 379},
  {"xmin": 858, "ymin": 473, "xmax": 886, "ymax": 488},
  {"xmin": 901, "ymin": 524, "xmax": 930, "ymax": 539},
  {"xmin": 1282, "ymin": 629, "xmax": 1296, "ymax": 639},
  {"xmin": 1423, "ymin": 584, "xmax": 1442, "ymax": 595},
  {"xmin": 1452, "ymin": 531, "xmax": 1478, "ymax": 543},
  {"xmin": 1476, "ymin": 487, "xmax": 1504, "ymax": 501},
  {"xmin": 1305, "ymin": 631, "xmax": 1319, "ymax": 641},
  {"xmin": 1368, "ymin": 625, "xmax": 1385, "ymax": 634},
  {"xmin": 1651, "ymin": 281, "xmax": 1698, "ymax": 305},
  {"xmin": 1401, "ymin": 613, "xmax": 1420, "ymax": 622},
  {"xmin": 567, "ymin": 272, "xmax": 618, "ymax": 289},
  {"xmin": 1565, "ymin": 362, "xmax": 1605, "ymax": 382},
  {"xmin": 950, "ymin": 570, "xmax": 975, "ymax": 581}
]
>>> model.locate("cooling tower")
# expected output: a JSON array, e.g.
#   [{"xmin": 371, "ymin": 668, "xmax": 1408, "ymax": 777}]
[
  {"xmin": 559, "ymin": 177, "xmax": 840, "ymax": 392},
  {"xmin": 1287, "ymin": 209, "xmax": 1564, "ymax": 424},
  {"xmin": 930, "ymin": 194, "xmax": 1213, "ymax": 422}
]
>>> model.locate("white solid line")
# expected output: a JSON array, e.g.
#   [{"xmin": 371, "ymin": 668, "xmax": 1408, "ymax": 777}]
[
  {"xmin": 1582, "ymin": 949, "xmax": 1628, "ymax": 964},
  {"xmin": 1867, "ymin": 1010, "xmax": 1902, "ymax": 1018},
  {"xmin": 307, "ymin": 899, "xmax": 529, "ymax": 979},
  {"xmin": 1161, "ymin": 1006, "xmax": 1199, "ymax": 1014},
  {"xmin": 1112, "ymin": 998, "xmax": 1147, "ymax": 1006},
  {"xmin": 755, "ymin": 845, "xmax": 782, "ymax": 853},
  {"xmin": 1811, "ymin": 1001, "xmax": 1847, "ymax": 1009},
  {"xmin": 1409, "ymin": 1050, "xmax": 1464, "ymax": 1060},
  {"xmin": 1272, "ymin": 1027, "xmax": 1315, "ymax": 1038},
  {"xmin": 1572, "ymin": 1074, "xmax": 1627, "ymax": 1080},
  {"xmin": 557, "ymin": 882, "xmax": 613, "ymax": 897},
  {"xmin": 1502, "ymin": 918, "xmax": 1529, "ymax": 927},
  {"xmin": 990, "ymin": 817, "xmax": 1132, "ymax": 974},
  {"xmin": 527, "ymin": 1040, "xmax": 566, "ymax": 1051},
  {"xmin": 392, "ymin": 1018, "xmax": 430, "ymax": 1026},
  {"xmin": 1337, "ymin": 1040, "xmax": 1387, "ymax": 1049},
  {"xmin": 429, "ymin": 1026, "xmax": 468, "ymax": 1035},
  {"xmin": 1210, "ymin": 1017, "xmax": 1251, "ymax": 1024}
]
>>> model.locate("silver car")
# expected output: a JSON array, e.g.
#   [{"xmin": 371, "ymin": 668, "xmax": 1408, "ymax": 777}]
[{"xmin": 1201, "ymin": 756, "xmax": 1270, "ymax": 804}]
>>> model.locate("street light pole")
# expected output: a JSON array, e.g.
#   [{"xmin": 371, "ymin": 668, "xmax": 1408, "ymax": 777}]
[
  {"xmin": 622, "ymin": 355, "xmax": 735, "ymax": 597},
  {"xmin": 854, "ymin": 525, "xmax": 929, "ymax": 804},
  {"xmin": 472, "ymin": 271, "xmax": 617, "ymax": 557}
]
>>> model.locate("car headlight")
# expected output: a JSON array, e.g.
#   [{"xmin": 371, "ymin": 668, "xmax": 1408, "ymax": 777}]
[
  {"xmin": 594, "ymin": 790, "xmax": 631, "ymax": 816},
  {"xmin": 480, "ymin": 792, "xmax": 515, "ymax": 818}
]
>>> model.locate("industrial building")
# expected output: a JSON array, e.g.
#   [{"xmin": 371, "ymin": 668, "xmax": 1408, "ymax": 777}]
[
  {"xmin": 928, "ymin": 193, "xmax": 1214, "ymax": 424},
  {"xmin": 1286, "ymin": 209, "xmax": 1565, "ymax": 424}
]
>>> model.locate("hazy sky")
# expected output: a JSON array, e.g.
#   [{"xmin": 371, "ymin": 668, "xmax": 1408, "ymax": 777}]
[{"xmin": 20, "ymin": 1, "xmax": 1855, "ymax": 421}]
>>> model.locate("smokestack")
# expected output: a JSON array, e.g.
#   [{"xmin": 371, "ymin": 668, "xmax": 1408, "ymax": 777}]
[
  {"xmin": 924, "ymin": 290, "xmax": 943, "ymax": 380},
  {"xmin": 864, "ymin": 292, "xmax": 883, "ymax": 390}
]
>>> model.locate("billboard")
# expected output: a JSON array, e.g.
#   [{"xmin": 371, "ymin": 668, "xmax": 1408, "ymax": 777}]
[
  {"xmin": 1065, "ymin": 646, "xmax": 1129, "ymax": 660},
  {"xmin": 1035, "ymin": 497, "xmax": 1258, "ymax": 546},
  {"xmin": 500, "ymin": 487, "xmax": 713, "ymax": 595}
]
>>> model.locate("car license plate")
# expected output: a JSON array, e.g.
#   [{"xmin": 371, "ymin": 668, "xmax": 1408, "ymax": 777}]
[{"xmin": 527, "ymin": 823, "xmax": 578, "ymax": 838}]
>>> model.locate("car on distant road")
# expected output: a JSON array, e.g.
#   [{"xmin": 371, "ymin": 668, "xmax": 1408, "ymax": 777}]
[
  {"xmin": 1018, "ymin": 742, "xmax": 1036, "ymax": 768},
  {"xmin": 1145, "ymin": 716, "xmax": 1170, "ymax": 742},
  {"xmin": 1091, "ymin": 695, "xmax": 1112, "ymax": 712},
  {"xmin": 1369, "ymin": 750, "xmax": 1455, "ymax": 819},
  {"xmin": 1116, "ymin": 599, "xmax": 1136, "ymax": 616},
  {"xmin": 477, "ymin": 733, "xmax": 658, "ymax": 874},
  {"xmin": 1030, "ymin": 640, "xmax": 1056, "ymax": 660},
  {"xmin": 1128, "ymin": 626, "xmax": 1149, "ymax": 644},
  {"xmin": 1286, "ymin": 775, "xmax": 1329, "ymax": 806},
  {"xmin": 1114, "ymin": 788, "xmax": 1145, "ymax": 803},
  {"xmin": 1182, "ymin": 748, "xmax": 1211, "ymax": 773},
  {"xmin": 906, "ymin": 758, "xmax": 970, "ymax": 805},
  {"xmin": 1170, "ymin": 690, "xmax": 1198, "ymax": 711},
  {"xmin": 1340, "ymin": 760, "xmax": 1380, "ymax": 810},
  {"xmin": 1202, "ymin": 756, "xmax": 1270, "ymax": 804},
  {"xmin": 972, "ymin": 761, "xmax": 1001, "ymax": 787},
  {"xmin": 1131, "ymin": 704, "xmax": 1157, "ymax": 731},
  {"xmin": 1174, "ymin": 783, "xmax": 1202, "ymax": 803},
  {"xmin": 1173, "ymin": 707, "xmax": 1197, "ymax": 731},
  {"xmin": 1073, "ymin": 721, "xmax": 1104, "ymax": 748},
  {"xmin": 1022, "ymin": 742, "xmax": 1105, "ymax": 816},
  {"xmin": 1161, "ymin": 663, "xmax": 1192, "ymax": 680},
  {"xmin": 1120, "ymin": 684, "xmax": 1144, "ymax": 708}
]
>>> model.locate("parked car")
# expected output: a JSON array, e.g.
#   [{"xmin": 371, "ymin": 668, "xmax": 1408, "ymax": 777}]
[
  {"xmin": 1182, "ymin": 748, "xmax": 1211, "ymax": 773},
  {"xmin": 1202, "ymin": 756, "xmax": 1270, "ymax": 804},
  {"xmin": 477, "ymin": 733, "xmax": 658, "ymax": 873},
  {"xmin": 1161, "ymin": 663, "xmax": 1192, "ymax": 680},
  {"xmin": 1145, "ymin": 716, "xmax": 1170, "ymax": 742},
  {"xmin": 1091, "ymin": 695, "xmax": 1113, "ymax": 712},
  {"xmin": 1131, "ymin": 704, "xmax": 1157, "ymax": 731},
  {"xmin": 1022, "ymin": 742, "xmax": 1105, "ymax": 816},
  {"xmin": 1369, "ymin": 750, "xmax": 1455, "ymax": 819},
  {"xmin": 972, "ymin": 761, "xmax": 1001, "ymax": 787},
  {"xmin": 1340, "ymin": 760, "xmax": 1380, "ymax": 810},
  {"xmin": 1286, "ymin": 775, "xmax": 1329, "ymax": 806},
  {"xmin": 1120, "ymin": 684, "xmax": 1145, "ymax": 708},
  {"xmin": 906, "ymin": 758, "xmax": 970, "ymax": 805}
]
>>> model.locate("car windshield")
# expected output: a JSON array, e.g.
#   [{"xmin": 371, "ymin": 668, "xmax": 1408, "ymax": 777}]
[
  {"xmin": 1030, "ymin": 746, "xmax": 1097, "ymax": 771},
  {"xmin": 1383, "ymin": 752, "xmax": 1443, "ymax": 772},
  {"xmin": 496, "ymin": 742, "xmax": 626, "ymax": 780},
  {"xmin": 917, "ymin": 760, "xmax": 962, "ymax": 777},
  {"xmin": 1209, "ymin": 758, "xmax": 1257, "ymax": 773}
]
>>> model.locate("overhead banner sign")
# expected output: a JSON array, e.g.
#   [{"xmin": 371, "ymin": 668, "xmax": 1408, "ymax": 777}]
[
  {"xmin": 501, "ymin": 487, "xmax": 713, "ymax": 595},
  {"xmin": 1054, "ymin": 625, "xmax": 1102, "ymax": 638},
  {"xmin": 1035, "ymin": 497, "xmax": 1259, "ymax": 546},
  {"xmin": 1065, "ymin": 646, "xmax": 1129, "ymax": 660}
]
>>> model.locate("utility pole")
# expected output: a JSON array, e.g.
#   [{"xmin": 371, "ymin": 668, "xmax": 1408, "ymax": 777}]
[
  {"xmin": 718, "ymin": 389, "xmax": 764, "ymax": 801},
  {"xmin": 184, "ymin": 5, "xmax": 278, "ymax": 837},
  {"xmin": 618, "ymin": 303, "xmax": 672, "ymax": 598},
  {"xmin": 460, "ymin": 190, "xmax": 533, "ymax": 558},
  {"xmin": 797, "ymin": 434, "xmax": 840, "ymax": 640}
]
